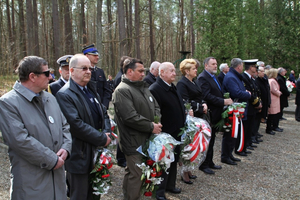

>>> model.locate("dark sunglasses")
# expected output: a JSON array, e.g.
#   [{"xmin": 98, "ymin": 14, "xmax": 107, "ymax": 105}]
[
  {"xmin": 73, "ymin": 66, "xmax": 94, "ymax": 71},
  {"xmin": 34, "ymin": 70, "xmax": 50, "ymax": 77}
]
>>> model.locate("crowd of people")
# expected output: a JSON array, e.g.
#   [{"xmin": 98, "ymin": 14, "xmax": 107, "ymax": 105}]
[{"xmin": 0, "ymin": 43, "xmax": 297, "ymax": 200}]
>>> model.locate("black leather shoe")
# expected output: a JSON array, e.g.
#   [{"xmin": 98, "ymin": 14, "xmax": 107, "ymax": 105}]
[
  {"xmin": 209, "ymin": 164, "xmax": 222, "ymax": 170},
  {"xmin": 166, "ymin": 188, "xmax": 181, "ymax": 194},
  {"xmin": 230, "ymin": 156, "xmax": 241, "ymax": 162},
  {"xmin": 257, "ymin": 133, "xmax": 263, "ymax": 137},
  {"xmin": 266, "ymin": 130, "xmax": 276, "ymax": 135},
  {"xmin": 156, "ymin": 196, "xmax": 167, "ymax": 200},
  {"xmin": 244, "ymin": 150, "xmax": 252, "ymax": 154},
  {"xmin": 247, "ymin": 146, "xmax": 254, "ymax": 150},
  {"xmin": 199, "ymin": 167, "xmax": 215, "ymax": 174},
  {"xmin": 279, "ymin": 117, "xmax": 287, "ymax": 121},
  {"xmin": 256, "ymin": 138, "xmax": 263, "ymax": 142},
  {"xmin": 273, "ymin": 127, "xmax": 283, "ymax": 132},
  {"xmin": 250, "ymin": 144, "xmax": 257, "ymax": 148},
  {"xmin": 235, "ymin": 152, "xmax": 247, "ymax": 156},
  {"xmin": 189, "ymin": 174, "xmax": 197, "ymax": 179},
  {"xmin": 221, "ymin": 158, "xmax": 237, "ymax": 165},
  {"xmin": 252, "ymin": 139, "xmax": 260, "ymax": 144},
  {"xmin": 181, "ymin": 176, "xmax": 193, "ymax": 184}
]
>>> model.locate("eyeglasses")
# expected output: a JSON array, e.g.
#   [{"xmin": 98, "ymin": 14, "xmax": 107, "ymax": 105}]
[
  {"xmin": 34, "ymin": 70, "xmax": 50, "ymax": 77},
  {"xmin": 73, "ymin": 66, "xmax": 94, "ymax": 71}
]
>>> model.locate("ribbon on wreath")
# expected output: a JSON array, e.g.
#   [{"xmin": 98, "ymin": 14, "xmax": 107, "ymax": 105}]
[
  {"xmin": 183, "ymin": 130, "xmax": 209, "ymax": 162},
  {"xmin": 100, "ymin": 153, "xmax": 112, "ymax": 165},
  {"xmin": 158, "ymin": 145, "xmax": 174, "ymax": 169},
  {"xmin": 230, "ymin": 108, "xmax": 245, "ymax": 152}
]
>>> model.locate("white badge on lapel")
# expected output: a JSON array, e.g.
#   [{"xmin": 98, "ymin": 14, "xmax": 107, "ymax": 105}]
[{"xmin": 48, "ymin": 116, "xmax": 54, "ymax": 124}]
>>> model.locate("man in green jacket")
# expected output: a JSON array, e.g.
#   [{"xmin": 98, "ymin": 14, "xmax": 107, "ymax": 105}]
[{"xmin": 113, "ymin": 58, "xmax": 162, "ymax": 200}]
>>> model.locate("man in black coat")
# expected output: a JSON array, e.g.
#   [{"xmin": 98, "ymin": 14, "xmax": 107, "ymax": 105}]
[
  {"xmin": 240, "ymin": 60, "xmax": 262, "ymax": 156},
  {"xmin": 144, "ymin": 61, "xmax": 160, "ymax": 85},
  {"xmin": 56, "ymin": 54, "xmax": 111, "ymax": 200},
  {"xmin": 197, "ymin": 57, "xmax": 233, "ymax": 172},
  {"xmin": 48, "ymin": 55, "xmax": 73, "ymax": 96},
  {"xmin": 83, "ymin": 44, "xmax": 111, "ymax": 109},
  {"xmin": 277, "ymin": 68, "xmax": 290, "ymax": 121},
  {"xmin": 149, "ymin": 62, "xmax": 185, "ymax": 200},
  {"xmin": 217, "ymin": 63, "xmax": 229, "ymax": 85}
]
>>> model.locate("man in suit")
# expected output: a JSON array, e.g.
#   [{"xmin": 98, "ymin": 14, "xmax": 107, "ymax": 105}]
[
  {"xmin": 222, "ymin": 58, "xmax": 251, "ymax": 165},
  {"xmin": 144, "ymin": 61, "xmax": 160, "ymax": 85},
  {"xmin": 277, "ymin": 68, "xmax": 290, "ymax": 122},
  {"xmin": 240, "ymin": 60, "xmax": 262, "ymax": 156},
  {"xmin": 197, "ymin": 57, "xmax": 233, "ymax": 173},
  {"xmin": 48, "ymin": 55, "xmax": 73, "ymax": 96},
  {"xmin": 82, "ymin": 44, "xmax": 111, "ymax": 109},
  {"xmin": 217, "ymin": 63, "xmax": 229, "ymax": 85},
  {"xmin": 56, "ymin": 54, "xmax": 111, "ymax": 200},
  {"xmin": 149, "ymin": 62, "xmax": 185, "ymax": 200}
]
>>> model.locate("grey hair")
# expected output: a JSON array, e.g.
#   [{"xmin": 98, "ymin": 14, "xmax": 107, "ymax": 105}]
[
  {"xmin": 230, "ymin": 58, "xmax": 243, "ymax": 69},
  {"xmin": 257, "ymin": 61, "xmax": 265, "ymax": 67},
  {"xmin": 265, "ymin": 65, "xmax": 272, "ymax": 69},
  {"xmin": 150, "ymin": 61, "xmax": 160, "ymax": 71},
  {"xmin": 219, "ymin": 63, "xmax": 228, "ymax": 72},
  {"xmin": 278, "ymin": 68, "xmax": 286, "ymax": 74}
]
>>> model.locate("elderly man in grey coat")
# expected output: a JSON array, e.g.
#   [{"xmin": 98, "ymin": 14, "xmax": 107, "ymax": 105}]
[{"xmin": 0, "ymin": 56, "xmax": 72, "ymax": 200}]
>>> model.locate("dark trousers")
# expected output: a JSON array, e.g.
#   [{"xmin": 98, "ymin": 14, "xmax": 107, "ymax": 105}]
[
  {"xmin": 117, "ymin": 143, "xmax": 126, "ymax": 164},
  {"xmin": 267, "ymin": 113, "xmax": 280, "ymax": 131},
  {"xmin": 296, "ymin": 105, "xmax": 300, "ymax": 121},
  {"xmin": 67, "ymin": 172, "xmax": 99, "ymax": 200},
  {"xmin": 156, "ymin": 161, "xmax": 177, "ymax": 198},
  {"xmin": 200, "ymin": 127, "xmax": 217, "ymax": 168},
  {"xmin": 221, "ymin": 130, "xmax": 237, "ymax": 160},
  {"xmin": 253, "ymin": 111, "xmax": 262, "ymax": 138}
]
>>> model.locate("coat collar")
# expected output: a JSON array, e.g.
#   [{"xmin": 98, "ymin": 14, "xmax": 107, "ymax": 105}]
[
  {"xmin": 13, "ymin": 81, "xmax": 48, "ymax": 102},
  {"xmin": 229, "ymin": 67, "xmax": 243, "ymax": 80}
]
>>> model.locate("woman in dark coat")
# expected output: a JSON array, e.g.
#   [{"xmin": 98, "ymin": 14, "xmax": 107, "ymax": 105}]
[{"xmin": 177, "ymin": 59, "xmax": 207, "ymax": 184}]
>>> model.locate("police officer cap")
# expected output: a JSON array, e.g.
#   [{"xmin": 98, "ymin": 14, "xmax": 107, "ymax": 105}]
[
  {"xmin": 56, "ymin": 55, "xmax": 73, "ymax": 67},
  {"xmin": 243, "ymin": 59, "xmax": 258, "ymax": 66},
  {"xmin": 82, "ymin": 44, "xmax": 99, "ymax": 55}
]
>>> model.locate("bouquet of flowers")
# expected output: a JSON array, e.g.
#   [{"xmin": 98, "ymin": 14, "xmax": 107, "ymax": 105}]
[
  {"xmin": 286, "ymin": 80, "xmax": 296, "ymax": 92},
  {"xmin": 179, "ymin": 103, "xmax": 211, "ymax": 172},
  {"xmin": 215, "ymin": 101, "xmax": 246, "ymax": 152},
  {"xmin": 90, "ymin": 148, "xmax": 114, "ymax": 196},
  {"xmin": 136, "ymin": 132, "xmax": 181, "ymax": 198}
]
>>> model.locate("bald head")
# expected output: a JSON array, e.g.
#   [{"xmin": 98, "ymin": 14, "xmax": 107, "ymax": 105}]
[{"xmin": 159, "ymin": 62, "xmax": 176, "ymax": 84}]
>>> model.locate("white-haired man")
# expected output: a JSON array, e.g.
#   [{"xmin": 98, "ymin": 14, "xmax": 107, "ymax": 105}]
[
  {"xmin": 144, "ymin": 61, "xmax": 161, "ymax": 85},
  {"xmin": 217, "ymin": 63, "xmax": 229, "ymax": 85}
]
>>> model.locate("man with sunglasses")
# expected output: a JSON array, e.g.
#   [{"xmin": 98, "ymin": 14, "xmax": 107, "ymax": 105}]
[
  {"xmin": 0, "ymin": 56, "xmax": 72, "ymax": 199},
  {"xmin": 48, "ymin": 55, "xmax": 73, "ymax": 96},
  {"xmin": 82, "ymin": 44, "xmax": 111, "ymax": 109},
  {"xmin": 56, "ymin": 54, "xmax": 111, "ymax": 200}
]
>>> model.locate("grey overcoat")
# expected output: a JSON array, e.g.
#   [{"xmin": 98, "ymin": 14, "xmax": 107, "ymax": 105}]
[{"xmin": 0, "ymin": 81, "xmax": 72, "ymax": 200}]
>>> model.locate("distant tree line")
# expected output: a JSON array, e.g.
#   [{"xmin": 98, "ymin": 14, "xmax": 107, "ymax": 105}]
[{"xmin": 0, "ymin": 0, "xmax": 299, "ymax": 77}]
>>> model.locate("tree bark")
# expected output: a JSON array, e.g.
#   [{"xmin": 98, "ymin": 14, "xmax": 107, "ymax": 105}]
[
  {"xmin": 26, "ymin": 0, "xmax": 34, "ymax": 55},
  {"xmin": 64, "ymin": 0, "xmax": 74, "ymax": 54},
  {"xmin": 134, "ymin": 0, "xmax": 141, "ymax": 58},
  {"xmin": 190, "ymin": 0, "xmax": 195, "ymax": 56},
  {"xmin": 117, "ymin": 0, "xmax": 127, "ymax": 57},
  {"xmin": 81, "ymin": 0, "xmax": 87, "ymax": 45},
  {"xmin": 97, "ymin": 0, "xmax": 103, "ymax": 68},
  {"xmin": 33, "ymin": 0, "xmax": 40, "ymax": 55},
  {"xmin": 179, "ymin": 0, "xmax": 185, "ymax": 51},
  {"xmin": 18, "ymin": 0, "xmax": 27, "ymax": 57},
  {"xmin": 52, "ymin": 0, "xmax": 60, "ymax": 69},
  {"xmin": 149, "ymin": 0, "xmax": 155, "ymax": 62}
]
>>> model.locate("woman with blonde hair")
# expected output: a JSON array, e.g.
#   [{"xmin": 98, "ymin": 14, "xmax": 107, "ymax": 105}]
[
  {"xmin": 177, "ymin": 59, "xmax": 208, "ymax": 184},
  {"xmin": 265, "ymin": 68, "xmax": 282, "ymax": 135}
]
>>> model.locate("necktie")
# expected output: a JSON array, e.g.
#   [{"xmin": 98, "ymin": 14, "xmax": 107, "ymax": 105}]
[
  {"xmin": 213, "ymin": 76, "xmax": 221, "ymax": 90},
  {"xmin": 83, "ymin": 87, "xmax": 94, "ymax": 103}
]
